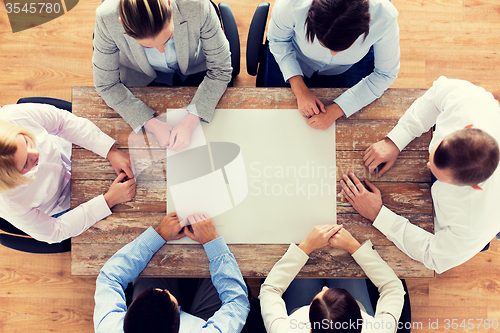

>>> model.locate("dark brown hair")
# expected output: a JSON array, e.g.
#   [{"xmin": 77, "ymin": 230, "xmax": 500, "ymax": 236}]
[
  {"xmin": 305, "ymin": 0, "xmax": 370, "ymax": 52},
  {"xmin": 309, "ymin": 288, "xmax": 362, "ymax": 333},
  {"xmin": 434, "ymin": 128, "xmax": 500, "ymax": 185},
  {"xmin": 119, "ymin": 0, "xmax": 172, "ymax": 39},
  {"xmin": 123, "ymin": 287, "xmax": 180, "ymax": 333}
]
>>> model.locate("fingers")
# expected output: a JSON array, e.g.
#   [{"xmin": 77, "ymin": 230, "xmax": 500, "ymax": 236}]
[
  {"xmin": 315, "ymin": 98, "xmax": 326, "ymax": 114},
  {"xmin": 377, "ymin": 161, "xmax": 393, "ymax": 178},
  {"xmin": 341, "ymin": 174, "xmax": 360, "ymax": 196},
  {"xmin": 326, "ymin": 224, "xmax": 342, "ymax": 238},
  {"xmin": 364, "ymin": 179, "xmax": 381, "ymax": 194},
  {"xmin": 114, "ymin": 172, "xmax": 127, "ymax": 183},
  {"xmin": 167, "ymin": 212, "xmax": 178, "ymax": 217},
  {"xmin": 123, "ymin": 163, "xmax": 134, "ymax": 179}
]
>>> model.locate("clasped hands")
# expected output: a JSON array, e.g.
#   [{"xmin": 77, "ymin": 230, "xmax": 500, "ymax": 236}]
[
  {"xmin": 299, "ymin": 224, "xmax": 361, "ymax": 255},
  {"xmin": 155, "ymin": 212, "xmax": 218, "ymax": 245},
  {"xmin": 144, "ymin": 113, "xmax": 200, "ymax": 152}
]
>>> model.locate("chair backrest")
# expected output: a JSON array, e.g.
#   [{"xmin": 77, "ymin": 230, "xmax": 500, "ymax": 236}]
[
  {"xmin": 246, "ymin": 2, "xmax": 270, "ymax": 86},
  {"xmin": 17, "ymin": 97, "xmax": 72, "ymax": 112},
  {"xmin": 218, "ymin": 3, "xmax": 241, "ymax": 78}
]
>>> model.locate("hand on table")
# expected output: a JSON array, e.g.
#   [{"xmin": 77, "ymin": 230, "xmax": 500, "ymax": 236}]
[
  {"xmin": 340, "ymin": 173, "xmax": 382, "ymax": 222},
  {"xmin": 104, "ymin": 172, "xmax": 136, "ymax": 208},
  {"xmin": 306, "ymin": 103, "xmax": 344, "ymax": 130},
  {"xmin": 107, "ymin": 146, "xmax": 134, "ymax": 179},
  {"xmin": 184, "ymin": 213, "xmax": 218, "ymax": 245},
  {"xmin": 289, "ymin": 75, "xmax": 326, "ymax": 118},
  {"xmin": 144, "ymin": 117, "xmax": 174, "ymax": 147},
  {"xmin": 328, "ymin": 227, "xmax": 361, "ymax": 254},
  {"xmin": 363, "ymin": 138, "xmax": 400, "ymax": 177},
  {"xmin": 167, "ymin": 113, "xmax": 200, "ymax": 152},
  {"xmin": 298, "ymin": 224, "xmax": 343, "ymax": 255},
  {"xmin": 155, "ymin": 212, "xmax": 186, "ymax": 241}
]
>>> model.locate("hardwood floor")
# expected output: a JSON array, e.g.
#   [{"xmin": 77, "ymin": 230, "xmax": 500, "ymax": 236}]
[{"xmin": 1, "ymin": 0, "xmax": 500, "ymax": 332}]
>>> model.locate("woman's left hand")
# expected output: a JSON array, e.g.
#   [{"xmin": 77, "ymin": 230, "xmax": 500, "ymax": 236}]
[
  {"xmin": 107, "ymin": 146, "xmax": 134, "ymax": 179},
  {"xmin": 298, "ymin": 224, "xmax": 343, "ymax": 255}
]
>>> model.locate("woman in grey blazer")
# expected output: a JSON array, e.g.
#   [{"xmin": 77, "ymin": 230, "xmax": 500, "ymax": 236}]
[{"xmin": 93, "ymin": 0, "xmax": 232, "ymax": 152}]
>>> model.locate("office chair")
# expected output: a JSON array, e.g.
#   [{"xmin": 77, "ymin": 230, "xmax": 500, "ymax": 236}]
[
  {"xmin": 0, "ymin": 97, "xmax": 72, "ymax": 254},
  {"xmin": 217, "ymin": 2, "xmax": 240, "ymax": 79},
  {"xmin": 246, "ymin": 2, "xmax": 270, "ymax": 87}
]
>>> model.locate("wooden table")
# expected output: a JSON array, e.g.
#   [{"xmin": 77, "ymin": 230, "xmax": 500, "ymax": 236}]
[{"xmin": 71, "ymin": 87, "xmax": 434, "ymax": 278}]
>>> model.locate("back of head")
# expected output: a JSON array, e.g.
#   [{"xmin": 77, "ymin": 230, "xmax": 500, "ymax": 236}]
[
  {"xmin": 0, "ymin": 120, "xmax": 35, "ymax": 193},
  {"xmin": 434, "ymin": 128, "xmax": 500, "ymax": 186},
  {"xmin": 309, "ymin": 288, "xmax": 362, "ymax": 333},
  {"xmin": 123, "ymin": 287, "xmax": 180, "ymax": 333},
  {"xmin": 119, "ymin": 0, "xmax": 172, "ymax": 39},
  {"xmin": 305, "ymin": 0, "xmax": 370, "ymax": 52}
]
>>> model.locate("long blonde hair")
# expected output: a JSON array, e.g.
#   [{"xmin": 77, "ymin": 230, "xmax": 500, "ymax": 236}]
[
  {"xmin": 119, "ymin": 0, "xmax": 172, "ymax": 39},
  {"xmin": 0, "ymin": 120, "xmax": 36, "ymax": 193}
]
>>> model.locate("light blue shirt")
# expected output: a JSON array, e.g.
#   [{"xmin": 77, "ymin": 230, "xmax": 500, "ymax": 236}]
[
  {"xmin": 93, "ymin": 227, "xmax": 250, "ymax": 333},
  {"xmin": 267, "ymin": 0, "xmax": 400, "ymax": 117}
]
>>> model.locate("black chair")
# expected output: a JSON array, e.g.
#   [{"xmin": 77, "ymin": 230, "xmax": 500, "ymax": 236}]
[
  {"xmin": 217, "ymin": 3, "xmax": 240, "ymax": 80},
  {"xmin": 246, "ymin": 2, "xmax": 270, "ymax": 87},
  {"xmin": 366, "ymin": 278, "xmax": 412, "ymax": 333},
  {"xmin": 0, "ymin": 97, "xmax": 72, "ymax": 254}
]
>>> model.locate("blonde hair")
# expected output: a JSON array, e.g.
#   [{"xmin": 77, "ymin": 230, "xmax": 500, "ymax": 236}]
[
  {"xmin": 0, "ymin": 120, "xmax": 36, "ymax": 193},
  {"xmin": 119, "ymin": 0, "xmax": 172, "ymax": 39}
]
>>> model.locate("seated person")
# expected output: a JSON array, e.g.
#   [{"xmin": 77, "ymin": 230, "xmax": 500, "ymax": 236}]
[
  {"xmin": 93, "ymin": 0, "xmax": 232, "ymax": 152},
  {"xmin": 259, "ymin": 224, "xmax": 405, "ymax": 332},
  {"xmin": 0, "ymin": 102, "xmax": 135, "ymax": 243},
  {"xmin": 341, "ymin": 76, "xmax": 500, "ymax": 273},
  {"xmin": 94, "ymin": 212, "xmax": 250, "ymax": 333},
  {"xmin": 266, "ymin": 0, "xmax": 400, "ymax": 129}
]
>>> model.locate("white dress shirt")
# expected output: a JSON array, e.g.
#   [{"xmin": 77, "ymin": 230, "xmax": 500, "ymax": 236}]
[
  {"xmin": 259, "ymin": 241, "xmax": 405, "ymax": 333},
  {"xmin": 0, "ymin": 103, "xmax": 115, "ymax": 243},
  {"xmin": 267, "ymin": 0, "xmax": 400, "ymax": 117},
  {"xmin": 375, "ymin": 76, "xmax": 500, "ymax": 273}
]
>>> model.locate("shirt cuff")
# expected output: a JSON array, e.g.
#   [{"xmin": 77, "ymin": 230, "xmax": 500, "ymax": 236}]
[
  {"xmin": 144, "ymin": 227, "xmax": 167, "ymax": 252},
  {"xmin": 351, "ymin": 239, "xmax": 374, "ymax": 259},
  {"xmin": 373, "ymin": 206, "xmax": 400, "ymax": 236},
  {"xmin": 289, "ymin": 243, "xmax": 310, "ymax": 263},
  {"xmin": 92, "ymin": 194, "xmax": 113, "ymax": 220},
  {"xmin": 95, "ymin": 134, "xmax": 116, "ymax": 159},
  {"xmin": 386, "ymin": 125, "xmax": 415, "ymax": 151},
  {"xmin": 203, "ymin": 237, "xmax": 230, "ymax": 261},
  {"xmin": 333, "ymin": 92, "xmax": 360, "ymax": 118},
  {"xmin": 134, "ymin": 115, "xmax": 155, "ymax": 134},
  {"xmin": 187, "ymin": 104, "xmax": 205, "ymax": 122}
]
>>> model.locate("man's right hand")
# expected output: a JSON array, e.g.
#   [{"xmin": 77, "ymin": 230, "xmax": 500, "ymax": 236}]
[
  {"xmin": 104, "ymin": 172, "xmax": 136, "ymax": 208},
  {"xmin": 155, "ymin": 212, "xmax": 186, "ymax": 241},
  {"xmin": 363, "ymin": 138, "xmax": 400, "ymax": 177},
  {"xmin": 184, "ymin": 213, "xmax": 218, "ymax": 245},
  {"xmin": 144, "ymin": 117, "xmax": 174, "ymax": 147},
  {"xmin": 289, "ymin": 75, "xmax": 326, "ymax": 118}
]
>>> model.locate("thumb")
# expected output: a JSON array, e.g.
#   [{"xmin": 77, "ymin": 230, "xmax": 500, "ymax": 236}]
[
  {"xmin": 184, "ymin": 226, "xmax": 195, "ymax": 240},
  {"xmin": 365, "ymin": 179, "xmax": 380, "ymax": 194},
  {"xmin": 113, "ymin": 172, "xmax": 127, "ymax": 184},
  {"xmin": 377, "ymin": 161, "xmax": 394, "ymax": 178}
]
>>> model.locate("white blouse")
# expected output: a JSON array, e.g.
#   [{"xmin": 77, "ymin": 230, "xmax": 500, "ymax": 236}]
[{"xmin": 0, "ymin": 103, "xmax": 115, "ymax": 243}]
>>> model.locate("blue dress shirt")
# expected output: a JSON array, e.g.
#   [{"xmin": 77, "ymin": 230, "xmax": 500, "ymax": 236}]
[
  {"xmin": 267, "ymin": 0, "xmax": 400, "ymax": 117},
  {"xmin": 93, "ymin": 227, "xmax": 250, "ymax": 333}
]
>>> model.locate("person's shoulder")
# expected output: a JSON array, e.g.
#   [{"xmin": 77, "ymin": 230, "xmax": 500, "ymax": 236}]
[
  {"xmin": 96, "ymin": 0, "xmax": 120, "ymax": 21},
  {"xmin": 273, "ymin": 0, "xmax": 312, "ymax": 14},
  {"xmin": 369, "ymin": 0, "xmax": 398, "ymax": 22}
]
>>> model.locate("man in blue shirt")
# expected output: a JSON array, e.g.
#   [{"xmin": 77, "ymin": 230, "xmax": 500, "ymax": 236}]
[
  {"xmin": 266, "ymin": 0, "xmax": 400, "ymax": 130},
  {"xmin": 94, "ymin": 212, "xmax": 250, "ymax": 333}
]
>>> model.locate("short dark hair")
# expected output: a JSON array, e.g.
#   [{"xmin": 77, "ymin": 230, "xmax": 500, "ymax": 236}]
[
  {"xmin": 309, "ymin": 288, "xmax": 362, "ymax": 333},
  {"xmin": 119, "ymin": 0, "xmax": 172, "ymax": 39},
  {"xmin": 434, "ymin": 128, "xmax": 500, "ymax": 185},
  {"xmin": 123, "ymin": 287, "xmax": 180, "ymax": 333},
  {"xmin": 305, "ymin": 0, "xmax": 370, "ymax": 52}
]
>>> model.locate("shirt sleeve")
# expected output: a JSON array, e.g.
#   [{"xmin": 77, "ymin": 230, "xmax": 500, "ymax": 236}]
[
  {"xmin": 12, "ymin": 194, "xmax": 111, "ymax": 244},
  {"xmin": 373, "ymin": 205, "xmax": 485, "ymax": 274},
  {"xmin": 187, "ymin": 0, "xmax": 232, "ymax": 123},
  {"xmin": 267, "ymin": 0, "xmax": 304, "ymax": 81},
  {"xmin": 386, "ymin": 76, "xmax": 459, "ymax": 151},
  {"xmin": 259, "ymin": 243, "xmax": 309, "ymax": 333},
  {"xmin": 334, "ymin": 16, "xmax": 400, "ymax": 117},
  {"xmin": 94, "ymin": 227, "xmax": 166, "ymax": 333},
  {"xmin": 3, "ymin": 103, "xmax": 115, "ymax": 158},
  {"xmin": 93, "ymin": 11, "xmax": 156, "ymax": 131},
  {"xmin": 351, "ymin": 240, "xmax": 405, "ymax": 333},
  {"xmin": 201, "ymin": 237, "xmax": 250, "ymax": 332}
]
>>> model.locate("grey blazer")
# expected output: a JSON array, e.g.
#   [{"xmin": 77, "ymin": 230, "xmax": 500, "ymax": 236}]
[{"xmin": 92, "ymin": 0, "xmax": 232, "ymax": 130}]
